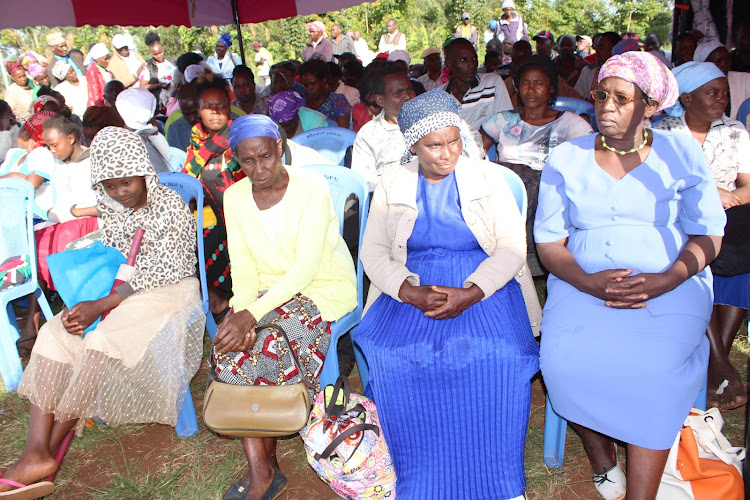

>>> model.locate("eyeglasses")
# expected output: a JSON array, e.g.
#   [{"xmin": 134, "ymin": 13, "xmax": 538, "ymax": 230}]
[{"xmin": 590, "ymin": 89, "xmax": 643, "ymax": 106}]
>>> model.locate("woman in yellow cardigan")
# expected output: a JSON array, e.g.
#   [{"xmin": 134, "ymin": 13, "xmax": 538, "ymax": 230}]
[{"xmin": 214, "ymin": 114, "xmax": 357, "ymax": 500}]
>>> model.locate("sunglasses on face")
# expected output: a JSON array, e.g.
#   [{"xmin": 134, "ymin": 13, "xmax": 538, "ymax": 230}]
[{"xmin": 590, "ymin": 89, "xmax": 645, "ymax": 106}]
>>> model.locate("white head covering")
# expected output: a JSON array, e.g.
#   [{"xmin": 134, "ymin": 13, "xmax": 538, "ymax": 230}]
[
  {"xmin": 85, "ymin": 43, "xmax": 110, "ymax": 66},
  {"xmin": 52, "ymin": 61, "xmax": 72, "ymax": 81},
  {"xmin": 502, "ymin": 0, "xmax": 515, "ymax": 9},
  {"xmin": 388, "ymin": 50, "xmax": 411, "ymax": 65},
  {"xmin": 115, "ymin": 87, "xmax": 157, "ymax": 130},
  {"xmin": 112, "ymin": 34, "xmax": 129, "ymax": 49},
  {"xmin": 184, "ymin": 64, "xmax": 205, "ymax": 83},
  {"xmin": 693, "ymin": 39, "xmax": 724, "ymax": 63}
]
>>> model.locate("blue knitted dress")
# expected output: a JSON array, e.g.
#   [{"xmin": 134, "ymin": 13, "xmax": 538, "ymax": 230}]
[{"xmin": 354, "ymin": 171, "xmax": 539, "ymax": 499}]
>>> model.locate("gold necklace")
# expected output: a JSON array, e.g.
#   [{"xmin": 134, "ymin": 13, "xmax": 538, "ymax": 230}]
[{"xmin": 601, "ymin": 129, "xmax": 648, "ymax": 155}]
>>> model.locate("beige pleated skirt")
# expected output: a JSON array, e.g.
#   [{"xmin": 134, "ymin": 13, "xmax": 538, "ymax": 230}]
[{"xmin": 18, "ymin": 277, "xmax": 206, "ymax": 433}]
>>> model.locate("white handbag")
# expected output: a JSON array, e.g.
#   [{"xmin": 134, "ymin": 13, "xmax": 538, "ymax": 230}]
[{"xmin": 656, "ymin": 407, "xmax": 745, "ymax": 499}]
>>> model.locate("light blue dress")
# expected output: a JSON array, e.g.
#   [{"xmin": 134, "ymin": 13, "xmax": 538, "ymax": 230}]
[{"xmin": 534, "ymin": 130, "xmax": 726, "ymax": 450}]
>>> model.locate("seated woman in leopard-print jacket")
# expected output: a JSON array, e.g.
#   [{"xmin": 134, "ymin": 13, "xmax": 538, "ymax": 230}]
[{"xmin": 0, "ymin": 127, "xmax": 206, "ymax": 498}]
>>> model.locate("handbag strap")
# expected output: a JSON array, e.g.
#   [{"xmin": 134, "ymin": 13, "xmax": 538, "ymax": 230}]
[
  {"xmin": 325, "ymin": 376, "xmax": 352, "ymax": 417},
  {"xmin": 313, "ymin": 423, "xmax": 380, "ymax": 461},
  {"xmin": 213, "ymin": 323, "xmax": 307, "ymax": 386}
]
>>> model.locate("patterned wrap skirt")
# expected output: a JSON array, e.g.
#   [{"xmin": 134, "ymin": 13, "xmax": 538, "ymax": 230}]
[{"xmin": 212, "ymin": 292, "xmax": 331, "ymax": 398}]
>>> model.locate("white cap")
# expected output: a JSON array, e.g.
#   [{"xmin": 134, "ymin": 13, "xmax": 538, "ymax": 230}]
[
  {"xmin": 115, "ymin": 87, "xmax": 157, "ymax": 130},
  {"xmin": 84, "ymin": 43, "xmax": 110, "ymax": 66},
  {"xmin": 502, "ymin": 0, "xmax": 515, "ymax": 9},
  {"xmin": 112, "ymin": 34, "xmax": 129, "ymax": 49},
  {"xmin": 184, "ymin": 64, "xmax": 206, "ymax": 83},
  {"xmin": 388, "ymin": 50, "xmax": 411, "ymax": 65}
]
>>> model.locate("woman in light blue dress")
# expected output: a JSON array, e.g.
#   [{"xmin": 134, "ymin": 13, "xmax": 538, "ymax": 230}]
[{"xmin": 535, "ymin": 52, "xmax": 726, "ymax": 500}]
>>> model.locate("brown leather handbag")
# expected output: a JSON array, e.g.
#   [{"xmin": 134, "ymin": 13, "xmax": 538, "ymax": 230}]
[{"xmin": 203, "ymin": 323, "xmax": 312, "ymax": 438}]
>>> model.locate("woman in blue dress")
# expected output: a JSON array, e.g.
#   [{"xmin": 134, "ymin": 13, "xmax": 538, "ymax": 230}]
[
  {"xmin": 353, "ymin": 89, "xmax": 540, "ymax": 499},
  {"xmin": 535, "ymin": 52, "xmax": 726, "ymax": 500}
]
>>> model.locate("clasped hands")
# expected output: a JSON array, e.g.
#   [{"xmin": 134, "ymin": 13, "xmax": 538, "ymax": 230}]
[
  {"xmin": 584, "ymin": 268, "xmax": 678, "ymax": 309},
  {"xmin": 213, "ymin": 309, "xmax": 258, "ymax": 354},
  {"xmin": 398, "ymin": 280, "xmax": 484, "ymax": 319},
  {"xmin": 61, "ymin": 300, "xmax": 107, "ymax": 336}
]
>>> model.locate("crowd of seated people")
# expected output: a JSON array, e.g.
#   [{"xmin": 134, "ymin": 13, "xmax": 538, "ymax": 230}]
[{"xmin": 1, "ymin": 19, "xmax": 750, "ymax": 500}]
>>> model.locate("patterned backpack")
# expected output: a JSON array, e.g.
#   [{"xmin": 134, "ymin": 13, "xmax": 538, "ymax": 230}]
[{"xmin": 301, "ymin": 376, "xmax": 397, "ymax": 499}]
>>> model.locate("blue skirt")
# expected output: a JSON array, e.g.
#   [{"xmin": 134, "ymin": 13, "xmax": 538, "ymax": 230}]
[
  {"xmin": 713, "ymin": 273, "xmax": 750, "ymax": 309},
  {"xmin": 354, "ymin": 247, "xmax": 539, "ymax": 499}
]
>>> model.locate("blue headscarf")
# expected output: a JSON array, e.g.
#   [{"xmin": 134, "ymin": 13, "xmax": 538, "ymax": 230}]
[
  {"xmin": 218, "ymin": 33, "xmax": 233, "ymax": 49},
  {"xmin": 664, "ymin": 61, "xmax": 726, "ymax": 117},
  {"xmin": 229, "ymin": 114, "xmax": 281, "ymax": 151}
]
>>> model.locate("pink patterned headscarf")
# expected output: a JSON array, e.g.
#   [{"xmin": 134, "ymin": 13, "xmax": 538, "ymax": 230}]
[
  {"xmin": 306, "ymin": 21, "xmax": 327, "ymax": 38},
  {"xmin": 598, "ymin": 51, "xmax": 679, "ymax": 111}
]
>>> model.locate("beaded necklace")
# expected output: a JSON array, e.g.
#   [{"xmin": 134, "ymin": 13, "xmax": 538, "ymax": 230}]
[{"xmin": 601, "ymin": 128, "xmax": 648, "ymax": 155}]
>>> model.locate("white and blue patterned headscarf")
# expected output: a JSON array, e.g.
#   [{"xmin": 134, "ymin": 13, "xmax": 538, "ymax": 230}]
[{"xmin": 398, "ymin": 89, "xmax": 461, "ymax": 164}]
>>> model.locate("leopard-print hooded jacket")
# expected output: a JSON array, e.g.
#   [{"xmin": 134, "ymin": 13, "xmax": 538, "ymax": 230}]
[{"xmin": 89, "ymin": 126, "xmax": 197, "ymax": 298}]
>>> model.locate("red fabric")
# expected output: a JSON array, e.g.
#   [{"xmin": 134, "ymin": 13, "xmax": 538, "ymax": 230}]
[
  {"xmin": 36, "ymin": 217, "xmax": 99, "ymax": 290},
  {"xmin": 72, "ymin": 0, "xmax": 190, "ymax": 27},
  {"xmin": 86, "ymin": 65, "xmax": 107, "ymax": 108},
  {"xmin": 24, "ymin": 111, "xmax": 56, "ymax": 145},
  {"xmin": 351, "ymin": 103, "xmax": 373, "ymax": 132},
  {"xmin": 584, "ymin": 53, "xmax": 597, "ymax": 64}
]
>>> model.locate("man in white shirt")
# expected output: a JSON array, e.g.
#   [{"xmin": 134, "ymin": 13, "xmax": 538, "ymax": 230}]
[
  {"xmin": 253, "ymin": 41, "xmax": 273, "ymax": 87},
  {"xmin": 416, "ymin": 48, "xmax": 443, "ymax": 91},
  {"xmin": 352, "ymin": 31, "xmax": 374, "ymax": 66},
  {"xmin": 352, "ymin": 65, "xmax": 415, "ymax": 192},
  {"xmin": 378, "ymin": 19, "xmax": 407, "ymax": 54},
  {"xmin": 439, "ymin": 38, "xmax": 512, "ymax": 131}
]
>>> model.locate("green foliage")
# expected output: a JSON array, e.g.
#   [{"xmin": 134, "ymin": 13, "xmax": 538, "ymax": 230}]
[{"xmin": 0, "ymin": 0, "xmax": 673, "ymax": 92}]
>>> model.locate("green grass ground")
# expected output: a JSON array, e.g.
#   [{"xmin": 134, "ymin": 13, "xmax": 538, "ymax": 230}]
[{"xmin": 0, "ymin": 319, "xmax": 747, "ymax": 499}]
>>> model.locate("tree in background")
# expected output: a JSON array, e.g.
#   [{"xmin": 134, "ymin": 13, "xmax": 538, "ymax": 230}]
[{"xmin": 0, "ymin": 0, "xmax": 673, "ymax": 95}]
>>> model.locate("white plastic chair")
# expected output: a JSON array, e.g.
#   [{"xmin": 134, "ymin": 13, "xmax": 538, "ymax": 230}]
[{"xmin": 0, "ymin": 178, "xmax": 53, "ymax": 391}]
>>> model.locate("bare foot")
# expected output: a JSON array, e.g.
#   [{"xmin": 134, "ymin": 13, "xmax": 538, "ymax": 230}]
[
  {"xmin": 0, "ymin": 451, "xmax": 58, "ymax": 492},
  {"xmin": 707, "ymin": 360, "xmax": 748, "ymax": 410}
]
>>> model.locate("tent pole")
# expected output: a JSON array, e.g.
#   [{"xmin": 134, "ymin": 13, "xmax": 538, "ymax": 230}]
[{"xmin": 231, "ymin": 0, "xmax": 246, "ymax": 65}]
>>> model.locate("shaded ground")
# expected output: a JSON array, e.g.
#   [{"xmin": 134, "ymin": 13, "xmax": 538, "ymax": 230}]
[{"xmin": 1, "ymin": 313, "xmax": 747, "ymax": 499}]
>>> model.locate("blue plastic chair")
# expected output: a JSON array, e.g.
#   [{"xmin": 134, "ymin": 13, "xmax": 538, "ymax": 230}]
[
  {"xmin": 552, "ymin": 96, "xmax": 598, "ymax": 132},
  {"xmin": 290, "ymin": 128, "xmax": 358, "ymax": 167},
  {"xmin": 169, "ymin": 147, "xmax": 187, "ymax": 173},
  {"xmin": 158, "ymin": 172, "xmax": 218, "ymax": 438},
  {"xmin": 737, "ymin": 97, "xmax": 750, "ymax": 127},
  {"xmin": 497, "ymin": 165, "xmax": 527, "ymax": 218},
  {"xmin": 486, "ymin": 143, "xmax": 498, "ymax": 162},
  {"xmin": 0, "ymin": 178, "xmax": 54, "ymax": 391},
  {"xmin": 301, "ymin": 165, "xmax": 370, "ymax": 389}
]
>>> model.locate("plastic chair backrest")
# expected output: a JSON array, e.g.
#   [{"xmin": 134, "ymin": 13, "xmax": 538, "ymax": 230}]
[
  {"xmin": 738, "ymin": 97, "xmax": 750, "ymax": 127},
  {"xmin": 304, "ymin": 165, "xmax": 369, "ymax": 317},
  {"xmin": 157, "ymin": 172, "xmax": 214, "ymax": 338},
  {"xmin": 169, "ymin": 147, "xmax": 187, "ymax": 173},
  {"xmin": 0, "ymin": 179, "xmax": 34, "ymax": 273},
  {"xmin": 552, "ymin": 96, "xmax": 597, "ymax": 132},
  {"xmin": 290, "ymin": 128, "xmax": 358, "ymax": 167},
  {"xmin": 497, "ymin": 165, "xmax": 527, "ymax": 219}
]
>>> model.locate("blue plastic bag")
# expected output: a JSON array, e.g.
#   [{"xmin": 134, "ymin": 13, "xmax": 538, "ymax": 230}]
[{"xmin": 46, "ymin": 241, "xmax": 126, "ymax": 335}]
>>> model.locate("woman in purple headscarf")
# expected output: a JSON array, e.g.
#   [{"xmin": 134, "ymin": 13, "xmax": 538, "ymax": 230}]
[
  {"xmin": 267, "ymin": 90, "xmax": 328, "ymax": 139},
  {"xmin": 214, "ymin": 114, "xmax": 356, "ymax": 500},
  {"xmin": 535, "ymin": 51, "xmax": 726, "ymax": 499}
]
